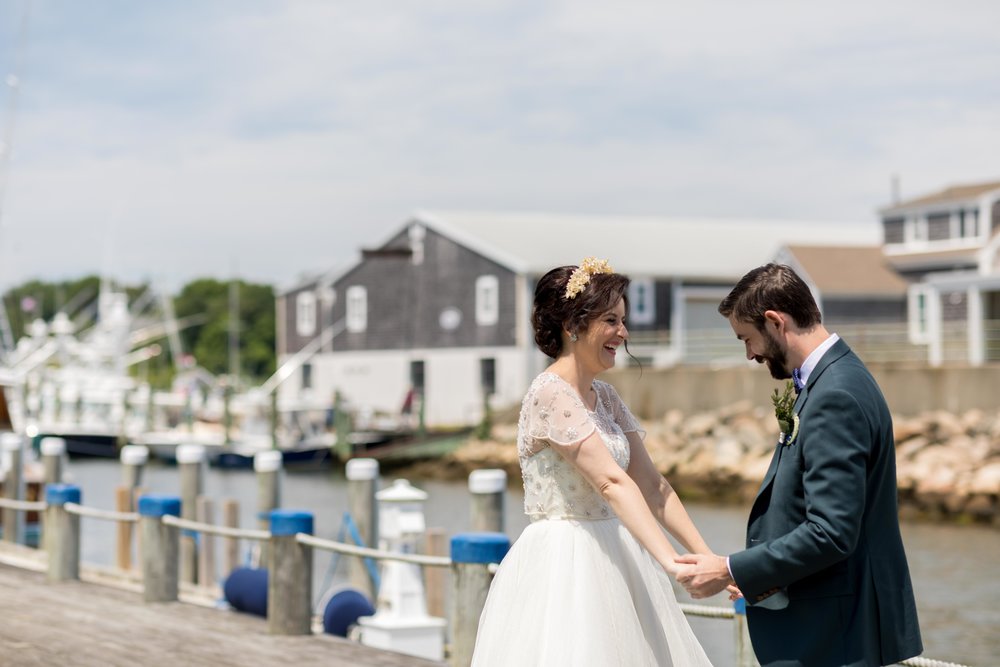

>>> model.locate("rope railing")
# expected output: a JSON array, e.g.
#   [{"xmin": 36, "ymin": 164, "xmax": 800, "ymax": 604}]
[
  {"xmin": 677, "ymin": 603, "xmax": 736, "ymax": 619},
  {"xmin": 161, "ymin": 514, "xmax": 270, "ymax": 541},
  {"xmin": 296, "ymin": 532, "xmax": 452, "ymax": 568},
  {"xmin": 64, "ymin": 502, "xmax": 138, "ymax": 523},
  {"xmin": 0, "ymin": 497, "xmax": 46, "ymax": 512},
  {"xmin": 900, "ymin": 657, "xmax": 969, "ymax": 667}
]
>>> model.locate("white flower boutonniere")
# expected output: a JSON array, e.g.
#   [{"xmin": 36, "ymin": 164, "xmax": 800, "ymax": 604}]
[{"xmin": 771, "ymin": 381, "xmax": 800, "ymax": 447}]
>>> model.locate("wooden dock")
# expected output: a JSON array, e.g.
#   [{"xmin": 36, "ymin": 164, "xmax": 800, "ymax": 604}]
[{"xmin": 0, "ymin": 560, "xmax": 445, "ymax": 667}]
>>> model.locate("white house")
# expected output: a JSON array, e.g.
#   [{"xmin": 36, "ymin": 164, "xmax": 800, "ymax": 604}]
[
  {"xmin": 879, "ymin": 179, "xmax": 1000, "ymax": 365},
  {"xmin": 276, "ymin": 212, "xmax": 879, "ymax": 427}
]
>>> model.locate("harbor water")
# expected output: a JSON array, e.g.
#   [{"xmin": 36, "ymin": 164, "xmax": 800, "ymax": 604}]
[{"xmin": 63, "ymin": 458, "xmax": 999, "ymax": 667}]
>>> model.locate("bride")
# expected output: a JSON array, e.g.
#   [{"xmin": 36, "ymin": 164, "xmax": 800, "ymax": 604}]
[{"xmin": 471, "ymin": 258, "xmax": 719, "ymax": 666}]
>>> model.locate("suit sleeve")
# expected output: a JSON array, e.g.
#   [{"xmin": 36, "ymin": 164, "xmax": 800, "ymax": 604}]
[{"xmin": 729, "ymin": 387, "xmax": 871, "ymax": 598}]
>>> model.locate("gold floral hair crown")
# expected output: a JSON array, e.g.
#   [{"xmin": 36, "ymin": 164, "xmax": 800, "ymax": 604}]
[{"xmin": 564, "ymin": 257, "xmax": 614, "ymax": 299}]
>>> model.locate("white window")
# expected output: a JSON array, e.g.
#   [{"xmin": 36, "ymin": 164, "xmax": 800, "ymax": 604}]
[
  {"xmin": 346, "ymin": 286, "xmax": 368, "ymax": 333},
  {"xmin": 628, "ymin": 278, "xmax": 655, "ymax": 325},
  {"xmin": 959, "ymin": 209, "xmax": 980, "ymax": 238},
  {"xmin": 296, "ymin": 291, "xmax": 316, "ymax": 337},
  {"xmin": 908, "ymin": 285, "xmax": 930, "ymax": 344},
  {"xmin": 475, "ymin": 275, "xmax": 499, "ymax": 326}
]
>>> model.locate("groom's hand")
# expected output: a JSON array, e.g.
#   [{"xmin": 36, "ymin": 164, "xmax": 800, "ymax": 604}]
[{"xmin": 673, "ymin": 553, "xmax": 734, "ymax": 599}]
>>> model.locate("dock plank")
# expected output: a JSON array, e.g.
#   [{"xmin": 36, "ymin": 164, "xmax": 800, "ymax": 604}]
[{"xmin": 0, "ymin": 563, "xmax": 445, "ymax": 666}]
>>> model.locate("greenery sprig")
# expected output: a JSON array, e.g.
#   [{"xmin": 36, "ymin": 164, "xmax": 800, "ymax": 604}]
[{"xmin": 771, "ymin": 381, "xmax": 800, "ymax": 445}]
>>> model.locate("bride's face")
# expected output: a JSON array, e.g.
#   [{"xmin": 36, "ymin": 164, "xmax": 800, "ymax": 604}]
[{"xmin": 574, "ymin": 298, "xmax": 628, "ymax": 373}]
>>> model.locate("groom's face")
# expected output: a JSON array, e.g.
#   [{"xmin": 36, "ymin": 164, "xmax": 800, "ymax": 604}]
[{"xmin": 729, "ymin": 316, "xmax": 791, "ymax": 380}]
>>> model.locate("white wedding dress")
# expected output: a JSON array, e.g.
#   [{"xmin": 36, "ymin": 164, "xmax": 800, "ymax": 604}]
[{"xmin": 471, "ymin": 373, "xmax": 713, "ymax": 666}]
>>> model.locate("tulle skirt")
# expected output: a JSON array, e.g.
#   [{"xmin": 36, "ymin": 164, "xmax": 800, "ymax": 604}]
[{"xmin": 471, "ymin": 517, "xmax": 713, "ymax": 666}]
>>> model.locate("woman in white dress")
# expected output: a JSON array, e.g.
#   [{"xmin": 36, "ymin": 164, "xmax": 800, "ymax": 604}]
[{"xmin": 471, "ymin": 258, "xmax": 718, "ymax": 666}]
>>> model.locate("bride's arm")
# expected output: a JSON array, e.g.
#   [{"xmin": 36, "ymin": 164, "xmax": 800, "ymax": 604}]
[
  {"xmin": 554, "ymin": 431, "xmax": 684, "ymax": 576},
  {"xmin": 625, "ymin": 432, "xmax": 712, "ymax": 556}
]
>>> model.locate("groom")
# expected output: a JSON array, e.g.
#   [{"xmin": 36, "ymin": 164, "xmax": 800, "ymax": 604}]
[{"xmin": 675, "ymin": 264, "xmax": 923, "ymax": 667}]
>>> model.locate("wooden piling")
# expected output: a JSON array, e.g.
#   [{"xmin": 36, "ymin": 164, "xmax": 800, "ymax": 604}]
[
  {"xmin": 346, "ymin": 458, "xmax": 379, "ymax": 599},
  {"xmin": 424, "ymin": 527, "xmax": 447, "ymax": 618},
  {"xmin": 120, "ymin": 444, "xmax": 149, "ymax": 493},
  {"xmin": 40, "ymin": 437, "xmax": 66, "ymax": 485},
  {"xmin": 139, "ymin": 495, "xmax": 181, "ymax": 603},
  {"xmin": 177, "ymin": 444, "xmax": 205, "ymax": 585},
  {"xmin": 196, "ymin": 497, "xmax": 216, "ymax": 588},
  {"xmin": 449, "ymin": 533, "xmax": 510, "ymax": 667},
  {"xmin": 45, "ymin": 484, "xmax": 81, "ymax": 583},
  {"xmin": 267, "ymin": 510, "xmax": 314, "ymax": 635},
  {"xmin": 115, "ymin": 486, "xmax": 133, "ymax": 571},
  {"xmin": 734, "ymin": 598, "xmax": 758, "ymax": 667},
  {"xmin": 468, "ymin": 470, "xmax": 506, "ymax": 534},
  {"xmin": 222, "ymin": 499, "xmax": 240, "ymax": 579},
  {"xmin": 254, "ymin": 450, "xmax": 282, "ymax": 566},
  {"xmin": 1, "ymin": 433, "xmax": 23, "ymax": 544}
]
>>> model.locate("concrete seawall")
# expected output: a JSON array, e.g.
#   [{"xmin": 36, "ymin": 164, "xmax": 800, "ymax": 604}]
[{"xmin": 605, "ymin": 363, "xmax": 1000, "ymax": 417}]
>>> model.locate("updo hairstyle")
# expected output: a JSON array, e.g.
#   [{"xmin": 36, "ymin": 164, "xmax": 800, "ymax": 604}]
[{"xmin": 532, "ymin": 265, "xmax": 631, "ymax": 359}]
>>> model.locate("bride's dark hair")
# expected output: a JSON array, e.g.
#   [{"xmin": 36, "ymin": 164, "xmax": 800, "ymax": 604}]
[{"xmin": 532, "ymin": 265, "xmax": 634, "ymax": 360}]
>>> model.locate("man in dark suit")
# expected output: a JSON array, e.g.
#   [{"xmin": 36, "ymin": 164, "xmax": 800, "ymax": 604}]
[{"xmin": 675, "ymin": 264, "xmax": 923, "ymax": 667}]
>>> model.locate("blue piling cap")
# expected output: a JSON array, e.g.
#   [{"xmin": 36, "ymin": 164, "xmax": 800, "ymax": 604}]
[
  {"xmin": 734, "ymin": 597, "xmax": 747, "ymax": 615},
  {"xmin": 138, "ymin": 495, "xmax": 182, "ymax": 517},
  {"xmin": 270, "ymin": 509, "xmax": 314, "ymax": 536},
  {"xmin": 450, "ymin": 532, "xmax": 510, "ymax": 564},
  {"xmin": 45, "ymin": 483, "xmax": 81, "ymax": 506}
]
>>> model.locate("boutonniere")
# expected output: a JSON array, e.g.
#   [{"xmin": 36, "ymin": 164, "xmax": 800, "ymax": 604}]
[{"xmin": 771, "ymin": 381, "xmax": 800, "ymax": 446}]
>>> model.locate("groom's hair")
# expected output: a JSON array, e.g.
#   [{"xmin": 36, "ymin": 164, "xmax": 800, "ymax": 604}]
[{"xmin": 718, "ymin": 263, "xmax": 822, "ymax": 331}]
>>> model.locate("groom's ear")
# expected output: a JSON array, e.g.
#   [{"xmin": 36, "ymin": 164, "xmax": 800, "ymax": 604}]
[{"xmin": 763, "ymin": 310, "xmax": 785, "ymax": 333}]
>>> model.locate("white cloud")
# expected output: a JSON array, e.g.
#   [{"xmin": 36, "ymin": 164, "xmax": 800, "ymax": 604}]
[{"xmin": 0, "ymin": 0, "xmax": 998, "ymax": 291}]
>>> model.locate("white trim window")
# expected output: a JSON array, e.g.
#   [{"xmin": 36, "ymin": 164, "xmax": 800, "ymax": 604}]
[
  {"xmin": 296, "ymin": 291, "xmax": 317, "ymax": 337},
  {"xmin": 908, "ymin": 285, "xmax": 931, "ymax": 344},
  {"xmin": 346, "ymin": 286, "xmax": 368, "ymax": 333},
  {"xmin": 475, "ymin": 275, "xmax": 499, "ymax": 326},
  {"xmin": 628, "ymin": 278, "xmax": 655, "ymax": 325}
]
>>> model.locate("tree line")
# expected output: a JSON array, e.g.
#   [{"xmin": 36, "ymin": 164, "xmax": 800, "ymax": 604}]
[{"xmin": 2, "ymin": 275, "xmax": 276, "ymax": 387}]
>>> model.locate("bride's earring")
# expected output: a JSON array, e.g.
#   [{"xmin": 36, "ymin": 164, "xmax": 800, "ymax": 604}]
[{"xmin": 569, "ymin": 333, "xmax": 578, "ymax": 342}]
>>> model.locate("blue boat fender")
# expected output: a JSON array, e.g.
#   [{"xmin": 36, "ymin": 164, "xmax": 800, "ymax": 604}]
[
  {"xmin": 223, "ymin": 567, "xmax": 268, "ymax": 617},
  {"xmin": 322, "ymin": 588, "xmax": 375, "ymax": 637}
]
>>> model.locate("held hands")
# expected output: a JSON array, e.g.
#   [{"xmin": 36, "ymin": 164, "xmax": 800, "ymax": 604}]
[{"xmin": 672, "ymin": 553, "xmax": 742, "ymax": 600}]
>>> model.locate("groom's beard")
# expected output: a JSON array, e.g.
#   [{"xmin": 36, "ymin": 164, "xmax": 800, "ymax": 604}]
[{"xmin": 760, "ymin": 331, "xmax": 791, "ymax": 381}]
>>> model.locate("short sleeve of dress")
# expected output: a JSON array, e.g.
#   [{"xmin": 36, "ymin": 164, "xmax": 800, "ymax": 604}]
[
  {"xmin": 596, "ymin": 381, "xmax": 646, "ymax": 441},
  {"xmin": 527, "ymin": 378, "xmax": 597, "ymax": 447}
]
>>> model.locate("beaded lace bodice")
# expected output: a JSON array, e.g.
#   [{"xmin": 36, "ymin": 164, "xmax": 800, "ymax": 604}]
[{"xmin": 518, "ymin": 373, "xmax": 645, "ymax": 521}]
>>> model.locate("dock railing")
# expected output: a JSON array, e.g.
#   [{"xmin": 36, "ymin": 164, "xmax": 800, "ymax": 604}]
[{"xmin": 0, "ymin": 474, "xmax": 973, "ymax": 667}]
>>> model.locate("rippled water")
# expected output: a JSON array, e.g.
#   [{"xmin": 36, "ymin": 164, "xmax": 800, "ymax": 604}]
[{"xmin": 64, "ymin": 460, "xmax": 998, "ymax": 666}]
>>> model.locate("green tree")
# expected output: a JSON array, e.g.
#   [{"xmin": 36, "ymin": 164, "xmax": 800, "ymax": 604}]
[{"xmin": 173, "ymin": 278, "xmax": 275, "ymax": 383}]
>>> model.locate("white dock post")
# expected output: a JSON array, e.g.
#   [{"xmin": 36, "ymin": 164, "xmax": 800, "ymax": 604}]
[
  {"xmin": 1, "ymin": 433, "xmax": 24, "ymax": 543},
  {"xmin": 39, "ymin": 437, "xmax": 67, "ymax": 552},
  {"xmin": 267, "ymin": 509, "xmax": 314, "ymax": 635},
  {"xmin": 40, "ymin": 437, "xmax": 66, "ymax": 485},
  {"xmin": 468, "ymin": 469, "xmax": 506, "ymax": 533},
  {"xmin": 176, "ymin": 444, "xmax": 205, "ymax": 585},
  {"xmin": 346, "ymin": 457, "xmax": 379, "ymax": 599},
  {"xmin": 120, "ymin": 444, "xmax": 149, "ymax": 493},
  {"xmin": 139, "ymin": 495, "xmax": 181, "ymax": 602},
  {"xmin": 45, "ymin": 484, "xmax": 81, "ymax": 582},
  {"xmin": 449, "ymin": 533, "xmax": 510, "ymax": 667},
  {"xmin": 254, "ymin": 450, "xmax": 282, "ymax": 566}
]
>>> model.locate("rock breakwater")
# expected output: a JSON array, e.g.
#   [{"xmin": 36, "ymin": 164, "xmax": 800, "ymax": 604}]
[{"xmin": 414, "ymin": 404, "xmax": 1000, "ymax": 525}]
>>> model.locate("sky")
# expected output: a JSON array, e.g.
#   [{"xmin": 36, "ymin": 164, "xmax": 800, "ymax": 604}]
[{"xmin": 0, "ymin": 1, "xmax": 998, "ymax": 293}]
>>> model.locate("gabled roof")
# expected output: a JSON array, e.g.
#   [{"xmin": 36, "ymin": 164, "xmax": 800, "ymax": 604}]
[
  {"xmin": 882, "ymin": 179, "xmax": 1000, "ymax": 213},
  {"xmin": 414, "ymin": 211, "xmax": 879, "ymax": 281},
  {"xmin": 781, "ymin": 245, "xmax": 908, "ymax": 296}
]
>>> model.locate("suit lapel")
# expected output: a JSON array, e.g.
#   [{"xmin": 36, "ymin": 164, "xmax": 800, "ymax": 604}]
[{"xmin": 751, "ymin": 339, "xmax": 851, "ymax": 505}]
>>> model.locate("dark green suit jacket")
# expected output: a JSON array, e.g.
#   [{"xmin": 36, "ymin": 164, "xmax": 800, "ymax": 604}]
[{"xmin": 729, "ymin": 339, "xmax": 923, "ymax": 667}]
